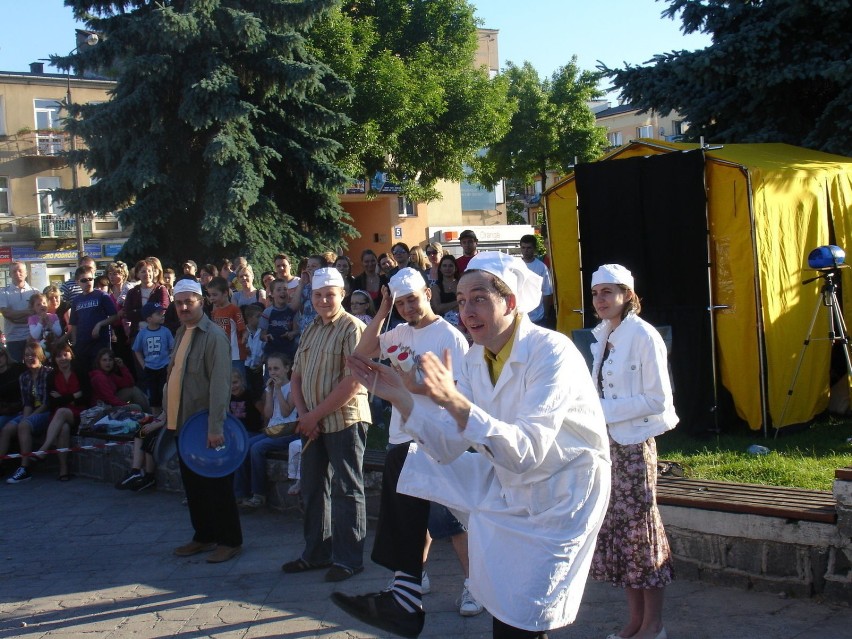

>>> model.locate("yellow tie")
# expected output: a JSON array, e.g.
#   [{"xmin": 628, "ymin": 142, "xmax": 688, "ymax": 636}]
[{"xmin": 166, "ymin": 326, "xmax": 195, "ymax": 430}]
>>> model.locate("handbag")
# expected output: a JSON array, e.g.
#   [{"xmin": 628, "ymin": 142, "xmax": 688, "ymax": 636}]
[{"xmin": 263, "ymin": 420, "xmax": 299, "ymax": 438}]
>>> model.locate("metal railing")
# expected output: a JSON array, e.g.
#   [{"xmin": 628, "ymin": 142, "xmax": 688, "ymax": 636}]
[{"xmin": 39, "ymin": 214, "xmax": 92, "ymax": 238}]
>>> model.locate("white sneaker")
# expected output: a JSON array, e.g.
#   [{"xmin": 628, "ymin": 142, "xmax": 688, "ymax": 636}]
[
  {"xmin": 240, "ymin": 494, "xmax": 266, "ymax": 508},
  {"xmin": 458, "ymin": 579, "xmax": 483, "ymax": 617},
  {"xmin": 287, "ymin": 480, "xmax": 301, "ymax": 496}
]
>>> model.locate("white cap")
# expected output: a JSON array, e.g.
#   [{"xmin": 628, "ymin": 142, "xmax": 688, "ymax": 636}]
[
  {"xmin": 389, "ymin": 267, "xmax": 427, "ymax": 297},
  {"xmin": 173, "ymin": 279, "xmax": 203, "ymax": 297},
  {"xmin": 591, "ymin": 264, "xmax": 634, "ymax": 290},
  {"xmin": 466, "ymin": 251, "xmax": 542, "ymax": 314},
  {"xmin": 312, "ymin": 267, "xmax": 345, "ymax": 290}
]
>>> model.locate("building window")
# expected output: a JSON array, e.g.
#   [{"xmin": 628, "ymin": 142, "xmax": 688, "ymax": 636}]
[
  {"xmin": 0, "ymin": 176, "xmax": 10, "ymax": 216},
  {"xmin": 36, "ymin": 176, "xmax": 63, "ymax": 215},
  {"xmin": 636, "ymin": 125, "xmax": 654, "ymax": 138},
  {"xmin": 672, "ymin": 120, "xmax": 688, "ymax": 137},
  {"xmin": 607, "ymin": 131, "xmax": 623, "ymax": 146},
  {"xmin": 93, "ymin": 212, "xmax": 122, "ymax": 232},
  {"xmin": 398, "ymin": 197, "xmax": 415, "ymax": 217}
]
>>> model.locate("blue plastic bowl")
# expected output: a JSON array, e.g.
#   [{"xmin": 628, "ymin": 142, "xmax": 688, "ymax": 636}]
[{"xmin": 178, "ymin": 411, "xmax": 250, "ymax": 478}]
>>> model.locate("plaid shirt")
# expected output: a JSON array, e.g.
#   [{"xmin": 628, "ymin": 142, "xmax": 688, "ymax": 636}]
[{"xmin": 19, "ymin": 366, "xmax": 53, "ymax": 411}]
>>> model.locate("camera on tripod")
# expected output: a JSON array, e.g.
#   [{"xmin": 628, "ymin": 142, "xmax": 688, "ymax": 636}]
[{"xmin": 807, "ymin": 245, "xmax": 846, "ymax": 271}]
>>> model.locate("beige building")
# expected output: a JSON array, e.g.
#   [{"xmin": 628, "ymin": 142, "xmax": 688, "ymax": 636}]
[
  {"xmin": 0, "ymin": 64, "xmax": 125, "ymax": 284},
  {"xmin": 593, "ymin": 102, "xmax": 689, "ymax": 150}
]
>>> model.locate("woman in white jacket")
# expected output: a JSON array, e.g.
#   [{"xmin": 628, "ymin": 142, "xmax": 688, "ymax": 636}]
[
  {"xmin": 335, "ymin": 252, "xmax": 611, "ymax": 639},
  {"xmin": 588, "ymin": 264, "xmax": 678, "ymax": 639}
]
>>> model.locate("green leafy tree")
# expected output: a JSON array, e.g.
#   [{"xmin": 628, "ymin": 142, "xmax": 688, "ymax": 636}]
[
  {"xmin": 602, "ymin": 0, "xmax": 852, "ymax": 156},
  {"xmin": 306, "ymin": 0, "xmax": 515, "ymax": 201},
  {"xmin": 474, "ymin": 59, "xmax": 607, "ymax": 192},
  {"xmin": 56, "ymin": 0, "xmax": 353, "ymax": 266}
]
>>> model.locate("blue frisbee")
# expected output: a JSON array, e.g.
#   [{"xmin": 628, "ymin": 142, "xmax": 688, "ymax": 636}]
[{"xmin": 178, "ymin": 411, "xmax": 250, "ymax": 478}]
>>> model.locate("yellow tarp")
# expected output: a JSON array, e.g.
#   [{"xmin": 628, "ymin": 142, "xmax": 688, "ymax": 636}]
[{"xmin": 545, "ymin": 140, "xmax": 852, "ymax": 430}]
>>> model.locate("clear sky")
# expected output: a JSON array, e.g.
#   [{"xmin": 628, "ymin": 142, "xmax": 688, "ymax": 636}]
[{"xmin": 0, "ymin": 0, "xmax": 710, "ymax": 100}]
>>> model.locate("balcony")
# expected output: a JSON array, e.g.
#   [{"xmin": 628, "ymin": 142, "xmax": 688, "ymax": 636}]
[
  {"xmin": 40, "ymin": 214, "xmax": 92, "ymax": 239},
  {"xmin": 11, "ymin": 130, "xmax": 69, "ymax": 160}
]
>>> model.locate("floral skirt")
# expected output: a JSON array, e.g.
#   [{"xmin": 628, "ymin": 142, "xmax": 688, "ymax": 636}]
[{"xmin": 590, "ymin": 436, "xmax": 674, "ymax": 588}]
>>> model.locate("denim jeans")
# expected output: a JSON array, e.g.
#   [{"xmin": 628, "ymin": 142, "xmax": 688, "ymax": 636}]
[
  {"xmin": 300, "ymin": 422, "xmax": 368, "ymax": 570},
  {"xmin": 233, "ymin": 433, "xmax": 295, "ymax": 498}
]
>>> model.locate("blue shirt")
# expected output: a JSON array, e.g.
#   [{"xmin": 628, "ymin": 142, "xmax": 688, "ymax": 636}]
[
  {"xmin": 132, "ymin": 325, "xmax": 175, "ymax": 370},
  {"xmin": 260, "ymin": 304, "xmax": 297, "ymax": 358},
  {"xmin": 69, "ymin": 291, "xmax": 117, "ymax": 354}
]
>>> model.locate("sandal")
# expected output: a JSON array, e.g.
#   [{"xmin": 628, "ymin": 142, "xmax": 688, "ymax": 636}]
[{"xmin": 281, "ymin": 557, "xmax": 330, "ymax": 573}]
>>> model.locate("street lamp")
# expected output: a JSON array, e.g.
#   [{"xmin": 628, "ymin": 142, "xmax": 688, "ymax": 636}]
[{"xmin": 62, "ymin": 32, "xmax": 99, "ymax": 259}]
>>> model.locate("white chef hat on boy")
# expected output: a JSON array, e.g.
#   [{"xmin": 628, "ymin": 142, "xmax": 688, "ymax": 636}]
[{"xmin": 389, "ymin": 267, "xmax": 427, "ymax": 297}]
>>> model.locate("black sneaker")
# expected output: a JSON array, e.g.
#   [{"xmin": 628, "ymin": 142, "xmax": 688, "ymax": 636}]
[
  {"xmin": 130, "ymin": 474, "xmax": 156, "ymax": 492},
  {"xmin": 331, "ymin": 590, "xmax": 424, "ymax": 638},
  {"xmin": 6, "ymin": 467, "xmax": 32, "ymax": 484},
  {"xmin": 116, "ymin": 470, "xmax": 143, "ymax": 490}
]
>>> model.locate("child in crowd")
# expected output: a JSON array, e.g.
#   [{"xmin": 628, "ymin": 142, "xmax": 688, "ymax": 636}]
[
  {"xmin": 233, "ymin": 353, "xmax": 298, "ymax": 509},
  {"xmin": 27, "ymin": 342, "xmax": 87, "ymax": 481},
  {"xmin": 132, "ymin": 302, "xmax": 174, "ymax": 414},
  {"xmin": 349, "ymin": 289, "xmax": 376, "ymax": 324},
  {"xmin": 27, "ymin": 293, "xmax": 63, "ymax": 355},
  {"xmin": 229, "ymin": 370, "xmax": 263, "ymax": 433},
  {"xmin": 260, "ymin": 278, "xmax": 298, "ymax": 360},
  {"xmin": 95, "ymin": 276, "xmax": 111, "ymax": 294},
  {"xmin": 243, "ymin": 304, "xmax": 265, "ymax": 401},
  {"xmin": 115, "ymin": 410, "xmax": 165, "ymax": 492},
  {"xmin": 207, "ymin": 276, "xmax": 247, "ymax": 380},
  {"xmin": 89, "ymin": 348, "xmax": 150, "ymax": 412}
]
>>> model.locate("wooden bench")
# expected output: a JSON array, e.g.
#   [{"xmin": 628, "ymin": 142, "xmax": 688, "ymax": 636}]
[{"xmin": 657, "ymin": 476, "xmax": 837, "ymax": 523}]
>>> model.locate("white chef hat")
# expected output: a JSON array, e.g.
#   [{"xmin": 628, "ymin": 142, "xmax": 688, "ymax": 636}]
[
  {"xmin": 466, "ymin": 252, "xmax": 542, "ymax": 314},
  {"xmin": 389, "ymin": 267, "xmax": 427, "ymax": 297},
  {"xmin": 312, "ymin": 267, "xmax": 345, "ymax": 290},
  {"xmin": 590, "ymin": 264, "xmax": 635, "ymax": 290},
  {"xmin": 173, "ymin": 278, "xmax": 203, "ymax": 297}
]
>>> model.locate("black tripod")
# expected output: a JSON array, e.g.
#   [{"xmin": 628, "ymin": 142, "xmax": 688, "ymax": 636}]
[{"xmin": 775, "ymin": 269, "xmax": 852, "ymax": 436}]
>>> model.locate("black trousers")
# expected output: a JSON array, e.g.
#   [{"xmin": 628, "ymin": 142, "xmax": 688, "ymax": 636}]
[
  {"xmin": 370, "ymin": 442, "xmax": 429, "ymax": 576},
  {"xmin": 178, "ymin": 454, "xmax": 243, "ymax": 547},
  {"xmin": 493, "ymin": 617, "xmax": 549, "ymax": 639}
]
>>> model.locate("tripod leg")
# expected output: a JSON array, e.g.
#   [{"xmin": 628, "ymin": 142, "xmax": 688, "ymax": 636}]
[{"xmin": 775, "ymin": 294, "xmax": 825, "ymax": 437}]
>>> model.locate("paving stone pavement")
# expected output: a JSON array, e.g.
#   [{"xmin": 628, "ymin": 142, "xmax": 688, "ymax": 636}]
[{"xmin": 1, "ymin": 471, "xmax": 851, "ymax": 638}]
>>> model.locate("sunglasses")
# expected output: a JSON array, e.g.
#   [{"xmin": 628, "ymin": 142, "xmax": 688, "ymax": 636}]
[
  {"xmin": 78, "ymin": 277, "xmax": 94, "ymax": 283},
  {"xmin": 426, "ymin": 250, "xmax": 438, "ymax": 256},
  {"xmin": 392, "ymin": 250, "xmax": 407, "ymax": 255}
]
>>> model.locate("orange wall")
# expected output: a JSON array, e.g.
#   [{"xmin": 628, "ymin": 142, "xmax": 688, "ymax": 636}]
[{"xmin": 341, "ymin": 196, "xmax": 431, "ymax": 265}]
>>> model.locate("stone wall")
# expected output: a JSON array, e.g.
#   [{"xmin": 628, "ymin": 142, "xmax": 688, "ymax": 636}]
[{"xmin": 660, "ymin": 474, "xmax": 852, "ymax": 601}]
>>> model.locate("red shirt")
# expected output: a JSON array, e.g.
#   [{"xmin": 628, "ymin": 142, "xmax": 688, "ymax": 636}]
[{"xmin": 50, "ymin": 368, "xmax": 85, "ymax": 418}]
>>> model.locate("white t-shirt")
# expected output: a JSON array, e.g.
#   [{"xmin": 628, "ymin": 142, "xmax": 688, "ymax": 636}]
[
  {"xmin": 522, "ymin": 258, "xmax": 553, "ymax": 322},
  {"xmin": 269, "ymin": 381, "xmax": 299, "ymax": 425},
  {"xmin": 379, "ymin": 317, "xmax": 469, "ymax": 444}
]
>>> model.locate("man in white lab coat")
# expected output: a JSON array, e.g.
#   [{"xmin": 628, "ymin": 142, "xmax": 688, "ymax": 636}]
[{"xmin": 335, "ymin": 252, "xmax": 611, "ymax": 639}]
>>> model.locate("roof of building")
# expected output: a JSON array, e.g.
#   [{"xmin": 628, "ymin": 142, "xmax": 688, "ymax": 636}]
[{"xmin": 595, "ymin": 103, "xmax": 640, "ymax": 119}]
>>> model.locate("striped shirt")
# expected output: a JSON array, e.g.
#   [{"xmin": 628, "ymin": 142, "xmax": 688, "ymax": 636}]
[{"xmin": 292, "ymin": 309, "xmax": 370, "ymax": 434}]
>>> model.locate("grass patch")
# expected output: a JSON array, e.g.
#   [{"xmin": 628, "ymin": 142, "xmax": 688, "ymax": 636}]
[{"xmin": 657, "ymin": 415, "xmax": 852, "ymax": 490}]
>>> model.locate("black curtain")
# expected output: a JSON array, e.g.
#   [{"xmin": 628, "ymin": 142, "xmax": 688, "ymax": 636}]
[{"xmin": 574, "ymin": 150, "xmax": 716, "ymax": 433}]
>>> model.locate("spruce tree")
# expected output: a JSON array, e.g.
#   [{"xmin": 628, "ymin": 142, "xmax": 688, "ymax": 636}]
[{"xmin": 57, "ymin": 0, "xmax": 353, "ymax": 266}]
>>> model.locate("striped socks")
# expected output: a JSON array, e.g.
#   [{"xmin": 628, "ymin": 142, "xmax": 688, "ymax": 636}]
[{"xmin": 389, "ymin": 571, "xmax": 423, "ymax": 612}]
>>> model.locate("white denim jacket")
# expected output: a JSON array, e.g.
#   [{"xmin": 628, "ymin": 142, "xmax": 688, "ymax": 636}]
[{"xmin": 590, "ymin": 313, "xmax": 678, "ymax": 444}]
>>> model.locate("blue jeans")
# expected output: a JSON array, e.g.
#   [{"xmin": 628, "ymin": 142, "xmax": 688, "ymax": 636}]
[
  {"xmin": 233, "ymin": 433, "xmax": 295, "ymax": 498},
  {"xmin": 300, "ymin": 422, "xmax": 368, "ymax": 570}
]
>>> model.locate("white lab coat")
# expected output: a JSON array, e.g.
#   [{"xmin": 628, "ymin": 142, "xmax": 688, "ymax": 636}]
[{"xmin": 398, "ymin": 315, "xmax": 611, "ymax": 632}]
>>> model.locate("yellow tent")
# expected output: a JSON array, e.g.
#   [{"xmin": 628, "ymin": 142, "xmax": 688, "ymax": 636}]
[{"xmin": 544, "ymin": 140, "xmax": 852, "ymax": 432}]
